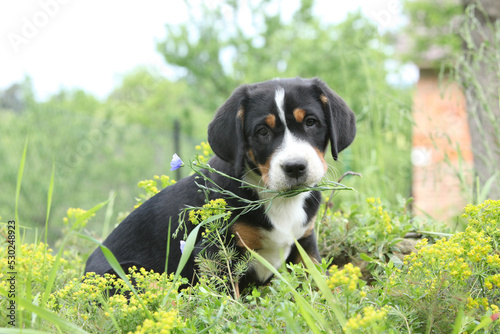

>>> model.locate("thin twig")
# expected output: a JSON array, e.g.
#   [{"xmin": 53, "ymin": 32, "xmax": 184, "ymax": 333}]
[{"xmin": 321, "ymin": 171, "xmax": 362, "ymax": 224}]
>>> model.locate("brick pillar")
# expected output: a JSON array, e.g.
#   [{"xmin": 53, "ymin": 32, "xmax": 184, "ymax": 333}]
[{"xmin": 412, "ymin": 69, "xmax": 474, "ymax": 222}]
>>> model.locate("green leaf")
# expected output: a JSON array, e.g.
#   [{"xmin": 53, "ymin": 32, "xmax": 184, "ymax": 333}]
[
  {"xmin": 293, "ymin": 239, "xmax": 347, "ymax": 328},
  {"xmin": 360, "ymin": 253, "xmax": 375, "ymax": 262},
  {"xmin": 174, "ymin": 213, "xmax": 228, "ymax": 279},
  {"xmin": 101, "ymin": 191, "xmax": 116, "ymax": 240},
  {"xmin": 14, "ymin": 136, "xmax": 28, "ymax": 258},
  {"xmin": 388, "ymin": 255, "xmax": 403, "ymax": 268},
  {"xmin": 243, "ymin": 246, "xmax": 328, "ymax": 333},
  {"xmin": 44, "ymin": 163, "xmax": 55, "ymax": 246},
  {"xmin": 451, "ymin": 307, "xmax": 467, "ymax": 334},
  {"xmin": 477, "ymin": 172, "xmax": 499, "ymax": 204},
  {"xmin": 74, "ymin": 198, "xmax": 111, "ymax": 230},
  {"xmin": 471, "ymin": 313, "xmax": 494, "ymax": 334}
]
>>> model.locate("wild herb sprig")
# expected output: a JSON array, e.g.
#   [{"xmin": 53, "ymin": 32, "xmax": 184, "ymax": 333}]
[{"xmin": 171, "ymin": 154, "xmax": 355, "ymax": 240}]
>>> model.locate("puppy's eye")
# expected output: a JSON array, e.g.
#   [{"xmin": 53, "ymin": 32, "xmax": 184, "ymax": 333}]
[
  {"xmin": 257, "ymin": 127, "xmax": 270, "ymax": 138},
  {"xmin": 305, "ymin": 117, "xmax": 317, "ymax": 127}
]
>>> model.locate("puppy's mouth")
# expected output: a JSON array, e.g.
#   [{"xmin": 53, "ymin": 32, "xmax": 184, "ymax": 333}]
[{"xmin": 271, "ymin": 179, "xmax": 318, "ymax": 193}]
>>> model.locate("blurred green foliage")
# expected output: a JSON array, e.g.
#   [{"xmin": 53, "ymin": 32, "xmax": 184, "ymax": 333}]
[
  {"xmin": 1, "ymin": 0, "xmax": 413, "ymax": 245},
  {"xmin": 0, "ymin": 72, "xmax": 204, "ymax": 243},
  {"xmin": 401, "ymin": 0, "xmax": 463, "ymax": 66}
]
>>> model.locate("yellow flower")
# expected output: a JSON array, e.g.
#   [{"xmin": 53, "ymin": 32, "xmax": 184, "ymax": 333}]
[
  {"xmin": 327, "ymin": 263, "xmax": 362, "ymax": 293},
  {"xmin": 63, "ymin": 207, "xmax": 95, "ymax": 227},
  {"xmin": 343, "ymin": 305, "xmax": 389, "ymax": 333},
  {"xmin": 195, "ymin": 141, "xmax": 214, "ymax": 161},
  {"xmin": 188, "ymin": 199, "xmax": 229, "ymax": 225},
  {"xmin": 131, "ymin": 310, "xmax": 184, "ymax": 334}
]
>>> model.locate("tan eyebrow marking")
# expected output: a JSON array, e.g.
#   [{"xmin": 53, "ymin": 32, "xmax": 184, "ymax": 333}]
[
  {"xmin": 320, "ymin": 94, "xmax": 328, "ymax": 104},
  {"xmin": 265, "ymin": 114, "xmax": 276, "ymax": 128},
  {"xmin": 293, "ymin": 108, "xmax": 306, "ymax": 123},
  {"xmin": 237, "ymin": 107, "xmax": 245, "ymax": 124}
]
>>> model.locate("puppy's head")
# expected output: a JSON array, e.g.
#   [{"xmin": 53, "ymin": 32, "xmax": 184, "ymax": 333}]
[{"xmin": 208, "ymin": 77, "xmax": 356, "ymax": 191}]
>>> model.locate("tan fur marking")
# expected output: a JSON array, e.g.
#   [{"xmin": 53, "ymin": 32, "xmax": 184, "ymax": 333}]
[
  {"xmin": 258, "ymin": 154, "xmax": 273, "ymax": 186},
  {"xmin": 265, "ymin": 114, "xmax": 276, "ymax": 128},
  {"xmin": 237, "ymin": 108, "xmax": 245, "ymax": 127},
  {"xmin": 237, "ymin": 108, "xmax": 244, "ymax": 119},
  {"xmin": 314, "ymin": 147, "xmax": 328, "ymax": 172},
  {"xmin": 302, "ymin": 217, "xmax": 316, "ymax": 238},
  {"xmin": 320, "ymin": 94, "xmax": 328, "ymax": 104},
  {"xmin": 233, "ymin": 222, "xmax": 263, "ymax": 250},
  {"xmin": 293, "ymin": 108, "xmax": 306, "ymax": 123},
  {"xmin": 247, "ymin": 149, "xmax": 257, "ymax": 165}
]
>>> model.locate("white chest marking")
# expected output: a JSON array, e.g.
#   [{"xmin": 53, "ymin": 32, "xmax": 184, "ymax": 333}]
[{"xmin": 251, "ymin": 190, "xmax": 311, "ymax": 282}]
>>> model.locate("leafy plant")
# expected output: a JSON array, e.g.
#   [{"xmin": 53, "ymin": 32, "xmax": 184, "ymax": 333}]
[
  {"xmin": 317, "ymin": 196, "xmax": 419, "ymax": 280},
  {"xmin": 387, "ymin": 199, "xmax": 500, "ymax": 333}
]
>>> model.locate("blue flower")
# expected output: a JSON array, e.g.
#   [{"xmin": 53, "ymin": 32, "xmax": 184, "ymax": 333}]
[
  {"xmin": 170, "ymin": 153, "xmax": 183, "ymax": 171},
  {"xmin": 179, "ymin": 240, "xmax": 186, "ymax": 254}
]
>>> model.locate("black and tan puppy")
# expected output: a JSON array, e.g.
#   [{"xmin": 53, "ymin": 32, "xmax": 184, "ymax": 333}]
[{"xmin": 84, "ymin": 77, "xmax": 356, "ymax": 292}]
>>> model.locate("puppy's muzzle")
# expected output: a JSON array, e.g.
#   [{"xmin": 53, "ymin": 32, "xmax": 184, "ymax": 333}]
[{"xmin": 282, "ymin": 158, "xmax": 308, "ymax": 183}]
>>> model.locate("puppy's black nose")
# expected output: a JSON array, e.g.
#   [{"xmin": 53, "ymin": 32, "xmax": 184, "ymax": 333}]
[{"xmin": 283, "ymin": 160, "xmax": 307, "ymax": 179}]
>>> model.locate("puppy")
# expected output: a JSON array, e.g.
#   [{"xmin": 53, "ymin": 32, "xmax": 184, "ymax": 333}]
[{"xmin": 84, "ymin": 77, "xmax": 356, "ymax": 292}]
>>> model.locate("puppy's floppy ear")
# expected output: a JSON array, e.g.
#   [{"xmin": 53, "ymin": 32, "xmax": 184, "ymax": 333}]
[
  {"xmin": 208, "ymin": 84, "xmax": 248, "ymax": 175},
  {"xmin": 313, "ymin": 78, "xmax": 356, "ymax": 160}
]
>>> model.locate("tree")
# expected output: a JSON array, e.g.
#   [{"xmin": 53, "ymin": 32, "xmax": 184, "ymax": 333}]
[
  {"xmin": 0, "ymin": 77, "xmax": 35, "ymax": 113},
  {"xmin": 105, "ymin": 67, "xmax": 210, "ymax": 137},
  {"xmin": 158, "ymin": 0, "xmax": 391, "ymax": 113}
]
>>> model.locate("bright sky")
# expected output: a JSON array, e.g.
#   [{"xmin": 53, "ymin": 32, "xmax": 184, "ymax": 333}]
[{"xmin": 0, "ymin": 0, "xmax": 407, "ymax": 100}]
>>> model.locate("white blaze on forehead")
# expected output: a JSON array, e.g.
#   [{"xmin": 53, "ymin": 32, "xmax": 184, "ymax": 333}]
[
  {"xmin": 267, "ymin": 87, "xmax": 326, "ymax": 191},
  {"xmin": 274, "ymin": 88, "xmax": 286, "ymax": 126}
]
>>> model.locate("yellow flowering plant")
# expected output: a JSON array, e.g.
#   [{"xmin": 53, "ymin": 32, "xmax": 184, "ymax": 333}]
[
  {"xmin": 317, "ymin": 197, "xmax": 415, "ymax": 277},
  {"xmin": 186, "ymin": 198, "xmax": 250, "ymax": 297},
  {"xmin": 132, "ymin": 142, "xmax": 211, "ymax": 210},
  {"xmin": 194, "ymin": 141, "xmax": 214, "ymax": 163},
  {"xmin": 327, "ymin": 263, "xmax": 363, "ymax": 294},
  {"xmin": 0, "ymin": 241, "xmax": 72, "ymax": 297},
  {"xmin": 62, "ymin": 207, "xmax": 95, "ymax": 228},
  {"xmin": 325, "ymin": 262, "xmax": 372, "ymax": 324},
  {"xmin": 131, "ymin": 309, "xmax": 184, "ymax": 334},
  {"xmin": 188, "ymin": 198, "xmax": 230, "ymax": 227},
  {"xmin": 49, "ymin": 268, "xmax": 184, "ymax": 333},
  {"xmin": 343, "ymin": 305, "xmax": 390, "ymax": 333},
  {"xmin": 135, "ymin": 175, "xmax": 177, "ymax": 208},
  {"xmin": 392, "ymin": 199, "xmax": 500, "ymax": 333}
]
